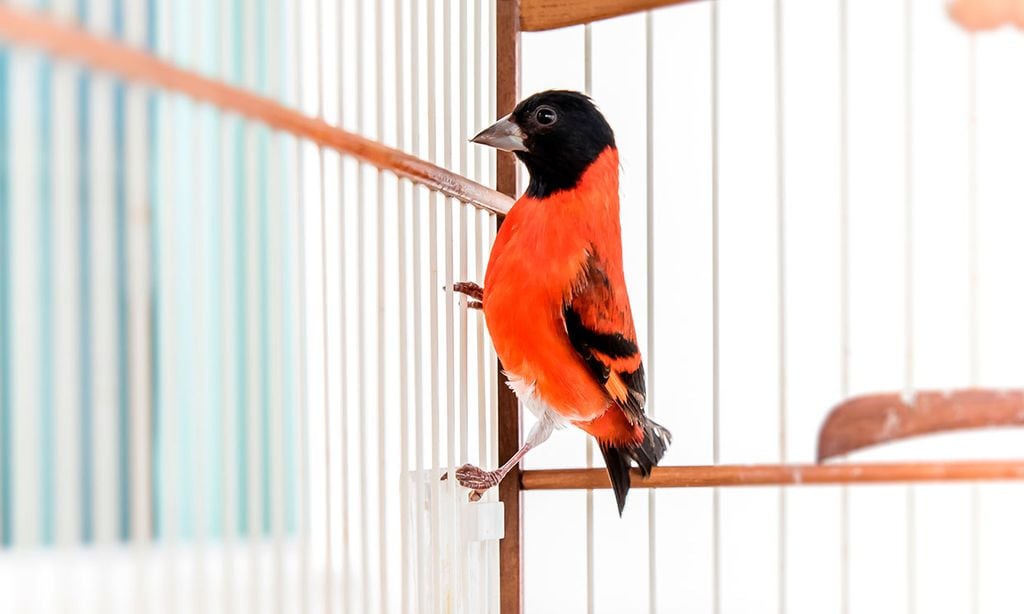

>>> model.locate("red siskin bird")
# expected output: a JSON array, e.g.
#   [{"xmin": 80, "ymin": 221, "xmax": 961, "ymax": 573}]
[{"xmin": 452, "ymin": 90, "xmax": 671, "ymax": 514}]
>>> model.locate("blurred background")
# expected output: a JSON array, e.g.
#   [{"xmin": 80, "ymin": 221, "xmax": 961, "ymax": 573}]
[{"xmin": 1, "ymin": 0, "xmax": 1024, "ymax": 613}]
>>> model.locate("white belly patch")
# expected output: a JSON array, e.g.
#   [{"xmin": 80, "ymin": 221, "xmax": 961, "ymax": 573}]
[{"xmin": 504, "ymin": 372, "xmax": 570, "ymax": 428}]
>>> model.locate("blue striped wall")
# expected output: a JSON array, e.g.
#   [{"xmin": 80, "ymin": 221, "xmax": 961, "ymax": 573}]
[
  {"xmin": 201, "ymin": 0, "xmax": 224, "ymax": 540},
  {"xmin": 278, "ymin": 0, "xmax": 298, "ymax": 535},
  {"xmin": 232, "ymin": 0, "xmax": 251, "ymax": 537},
  {"xmin": 37, "ymin": 0, "xmax": 55, "ymax": 547},
  {"xmin": 145, "ymin": 0, "xmax": 161, "ymax": 541},
  {"xmin": 256, "ymin": 0, "xmax": 272, "ymax": 538},
  {"xmin": 112, "ymin": 0, "xmax": 131, "ymax": 543},
  {"xmin": 0, "ymin": 41, "xmax": 11, "ymax": 548},
  {"xmin": 0, "ymin": 0, "xmax": 299, "ymax": 548},
  {"xmin": 75, "ymin": 0, "xmax": 94, "ymax": 544}
]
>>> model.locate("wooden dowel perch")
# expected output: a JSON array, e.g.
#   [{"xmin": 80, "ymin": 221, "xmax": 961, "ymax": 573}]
[
  {"xmin": 521, "ymin": 460, "xmax": 1024, "ymax": 490},
  {"xmin": 817, "ymin": 388, "xmax": 1024, "ymax": 461},
  {"xmin": 526, "ymin": 388, "xmax": 1024, "ymax": 490}
]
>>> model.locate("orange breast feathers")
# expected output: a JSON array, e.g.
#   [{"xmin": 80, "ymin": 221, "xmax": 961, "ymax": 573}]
[{"xmin": 483, "ymin": 147, "xmax": 638, "ymax": 423}]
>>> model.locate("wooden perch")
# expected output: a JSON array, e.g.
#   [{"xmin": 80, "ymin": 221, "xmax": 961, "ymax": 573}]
[
  {"xmin": 948, "ymin": 0, "xmax": 1024, "ymax": 31},
  {"xmin": 519, "ymin": 0, "xmax": 702, "ymax": 32},
  {"xmin": 521, "ymin": 460, "xmax": 1024, "ymax": 490},
  {"xmin": 817, "ymin": 388, "xmax": 1024, "ymax": 462}
]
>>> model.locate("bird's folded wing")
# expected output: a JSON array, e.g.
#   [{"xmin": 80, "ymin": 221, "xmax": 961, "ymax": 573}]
[{"xmin": 562, "ymin": 250, "xmax": 646, "ymax": 425}]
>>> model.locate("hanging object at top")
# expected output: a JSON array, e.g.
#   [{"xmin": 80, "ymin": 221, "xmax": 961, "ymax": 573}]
[{"xmin": 948, "ymin": 0, "xmax": 1024, "ymax": 31}]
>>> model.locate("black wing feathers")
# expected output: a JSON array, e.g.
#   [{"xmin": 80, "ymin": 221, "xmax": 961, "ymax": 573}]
[{"xmin": 564, "ymin": 249, "xmax": 672, "ymax": 515}]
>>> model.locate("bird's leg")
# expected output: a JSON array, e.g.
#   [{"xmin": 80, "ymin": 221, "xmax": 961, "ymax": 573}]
[
  {"xmin": 446, "ymin": 414, "xmax": 556, "ymax": 501},
  {"xmin": 452, "ymin": 281, "xmax": 484, "ymax": 310},
  {"xmin": 453, "ymin": 444, "xmax": 531, "ymax": 501}
]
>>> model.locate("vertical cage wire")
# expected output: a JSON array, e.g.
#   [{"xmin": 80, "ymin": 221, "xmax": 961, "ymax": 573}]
[
  {"xmin": 710, "ymin": 3, "xmax": 722, "ymax": 613},
  {"xmin": 290, "ymin": 0, "xmax": 311, "ymax": 610},
  {"xmin": 10, "ymin": 0, "xmax": 42, "ymax": 555},
  {"xmin": 216, "ymin": 1, "xmax": 236, "ymax": 610},
  {"xmin": 90, "ymin": 0, "xmax": 118, "ymax": 552},
  {"xmin": 440, "ymin": 0, "xmax": 461, "ymax": 600},
  {"xmin": 196, "ymin": 1, "xmax": 214, "ymax": 611},
  {"xmin": 51, "ymin": 0, "xmax": 82, "ymax": 555},
  {"xmin": 334, "ymin": 0, "xmax": 353, "ymax": 610},
  {"xmin": 966, "ymin": 32, "xmax": 980, "ymax": 614},
  {"xmin": 242, "ymin": 1, "xmax": 264, "ymax": 593},
  {"xmin": 473, "ymin": 0, "xmax": 484, "ymax": 184},
  {"xmin": 644, "ymin": 9, "xmax": 657, "ymax": 614},
  {"xmin": 772, "ymin": 2, "xmax": 789, "ymax": 613},
  {"xmin": 450, "ymin": 160, "xmax": 462, "ymax": 614},
  {"xmin": 266, "ymin": 0, "xmax": 287, "ymax": 606},
  {"xmin": 474, "ymin": 206, "xmax": 489, "ymax": 614},
  {"xmin": 429, "ymin": 191, "xmax": 441, "ymax": 614},
  {"xmin": 903, "ymin": 1, "xmax": 917, "ymax": 612},
  {"xmin": 374, "ymin": 0, "xmax": 390, "ymax": 610},
  {"xmin": 486, "ymin": 0, "xmax": 496, "ymax": 192},
  {"xmin": 458, "ymin": 0, "xmax": 471, "ymax": 527},
  {"xmin": 246, "ymin": 0, "xmax": 267, "ymax": 605},
  {"xmin": 455, "ymin": 3, "xmax": 470, "ymax": 610},
  {"xmin": 190, "ymin": 0, "xmax": 207, "ymax": 611},
  {"xmin": 488, "ymin": 209, "xmax": 499, "ymax": 614},
  {"xmin": 838, "ymin": 1, "xmax": 851, "ymax": 611},
  {"xmin": 355, "ymin": 0, "xmax": 372, "ymax": 608},
  {"xmin": 582, "ymin": 21, "xmax": 595, "ymax": 614},
  {"xmin": 1, "ymin": 1, "xmax": 13, "ymax": 556},
  {"xmin": 124, "ymin": 0, "xmax": 151, "ymax": 595},
  {"xmin": 313, "ymin": 0, "xmax": 333, "ymax": 612},
  {"xmin": 394, "ymin": 0, "xmax": 411, "ymax": 611},
  {"xmin": 443, "ymin": 204, "xmax": 457, "ymax": 612},
  {"xmin": 157, "ymin": 0, "xmax": 179, "ymax": 608},
  {"xmin": 126, "ymin": 48, "xmax": 149, "ymax": 611},
  {"xmin": 426, "ymin": 0, "xmax": 444, "ymax": 609},
  {"xmin": 409, "ymin": 0, "xmax": 429, "ymax": 610},
  {"xmin": 473, "ymin": 7, "xmax": 491, "ymax": 612}
]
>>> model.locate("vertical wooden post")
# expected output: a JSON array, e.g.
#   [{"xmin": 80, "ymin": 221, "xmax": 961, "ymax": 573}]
[
  {"xmin": 495, "ymin": 1, "xmax": 521, "ymax": 613},
  {"xmin": 495, "ymin": 0, "xmax": 521, "ymax": 197}
]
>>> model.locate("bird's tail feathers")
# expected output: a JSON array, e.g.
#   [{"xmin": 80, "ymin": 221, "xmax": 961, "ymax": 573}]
[{"xmin": 599, "ymin": 418, "xmax": 672, "ymax": 516}]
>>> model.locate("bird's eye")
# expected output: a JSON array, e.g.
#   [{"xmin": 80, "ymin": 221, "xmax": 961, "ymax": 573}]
[{"xmin": 535, "ymin": 106, "xmax": 557, "ymax": 126}]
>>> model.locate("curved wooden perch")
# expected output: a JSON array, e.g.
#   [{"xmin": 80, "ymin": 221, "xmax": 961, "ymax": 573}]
[
  {"xmin": 817, "ymin": 388, "xmax": 1024, "ymax": 462},
  {"xmin": 948, "ymin": 0, "xmax": 1024, "ymax": 31}
]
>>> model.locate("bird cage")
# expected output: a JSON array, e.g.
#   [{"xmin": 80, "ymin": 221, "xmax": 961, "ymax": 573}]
[{"xmin": 1, "ymin": 1, "xmax": 1024, "ymax": 613}]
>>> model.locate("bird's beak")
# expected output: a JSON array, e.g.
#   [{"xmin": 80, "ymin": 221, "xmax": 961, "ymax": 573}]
[{"xmin": 470, "ymin": 114, "xmax": 527, "ymax": 152}]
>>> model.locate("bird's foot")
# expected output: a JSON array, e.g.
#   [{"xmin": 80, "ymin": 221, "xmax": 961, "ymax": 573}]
[
  {"xmin": 452, "ymin": 281, "xmax": 484, "ymax": 303},
  {"xmin": 441, "ymin": 463, "xmax": 502, "ymax": 502}
]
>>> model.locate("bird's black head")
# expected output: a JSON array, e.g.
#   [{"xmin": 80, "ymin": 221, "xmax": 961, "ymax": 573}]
[{"xmin": 471, "ymin": 90, "xmax": 616, "ymax": 198}]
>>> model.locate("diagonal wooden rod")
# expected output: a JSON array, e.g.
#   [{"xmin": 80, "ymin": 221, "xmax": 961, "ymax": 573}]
[
  {"xmin": 520, "ymin": 460, "xmax": 1024, "ymax": 490},
  {"xmin": 0, "ymin": 4, "xmax": 513, "ymax": 216}
]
